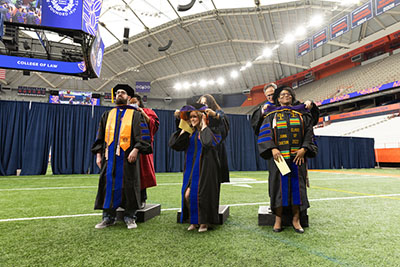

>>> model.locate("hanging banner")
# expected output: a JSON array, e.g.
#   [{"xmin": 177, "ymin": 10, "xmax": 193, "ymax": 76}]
[
  {"xmin": 351, "ymin": 1, "xmax": 373, "ymax": 29},
  {"xmin": 89, "ymin": 30, "xmax": 104, "ymax": 78},
  {"xmin": 296, "ymin": 39, "xmax": 311, "ymax": 57},
  {"xmin": 312, "ymin": 28, "xmax": 328, "ymax": 49},
  {"xmin": 0, "ymin": 13, "xmax": 4, "ymax": 39},
  {"xmin": 0, "ymin": 55, "xmax": 86, "ymax": 74},
  {"xmin": 375, "ymin": 0, "xmax": 400, "ymax": 16},
  {"xmin": 330, "ymin": 15, "xmax": 349, "ymax": 40},
  {"xmin": 135, "ymin": 81, "xmax": 151, "ymax": 93}
]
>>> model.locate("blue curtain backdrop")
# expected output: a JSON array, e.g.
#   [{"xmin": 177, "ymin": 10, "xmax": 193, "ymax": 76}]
[
  {"xmin": 0, "ymin": 100, "xmax": 376, "ymax": 176},
  {"xmin": 0, "ymin": 101, "xmax": 29, "ymax": 175},
  {"xmin": 307, "ymin": 136, "xmax": 375, "ymax": 169}
]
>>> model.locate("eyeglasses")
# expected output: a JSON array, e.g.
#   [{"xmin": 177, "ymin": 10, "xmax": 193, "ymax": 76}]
[{"xmin": 279, "ymin": 93, "xmax": 292, "ymax": 97}]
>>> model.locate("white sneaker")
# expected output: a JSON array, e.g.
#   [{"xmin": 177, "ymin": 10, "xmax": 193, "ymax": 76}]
[
  {"xmin": 125, "ymin": 218, "xmax": 137, "ymax": 229},
  {"xmin": 95, "ymin": 219, "xmax": 116, "ymax": 229}
]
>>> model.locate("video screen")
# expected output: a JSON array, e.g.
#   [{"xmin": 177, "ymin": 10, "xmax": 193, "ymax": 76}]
[
  {"xmin": 49, "ymin": 90, "xmax": 100, "ymax": 106},
  {"xmin": 0, "ymin": 0, "xmax": 41, "ymax": 25}
]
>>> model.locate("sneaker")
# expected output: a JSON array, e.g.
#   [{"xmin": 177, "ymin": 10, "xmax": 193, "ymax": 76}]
[
  {"xmin": 95, "ymin": 219, "xmax": 115, "ymax": 229},
  {"xmin": 125, "ymin": 218, "xmax": 137, "ymax": 229}
]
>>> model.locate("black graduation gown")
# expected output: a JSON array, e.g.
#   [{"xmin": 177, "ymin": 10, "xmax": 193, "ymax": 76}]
[
  {"xmin": 257, "ymin": 106, "xmax": 317, "ymax": 213},
  {"xmin": 174, "ymin": 111, "xmax": 230, "ymax": 183},
  {"xmin": 209, "ymin": 110, "xmax": 230, "ymax": 183},
  {"xmin": 169, "ymin": 127, "xmax": 221, "ymax": 225},
  {"xmin": 91, "ymin": 108, "xmax": 152, "ymax": 211}
]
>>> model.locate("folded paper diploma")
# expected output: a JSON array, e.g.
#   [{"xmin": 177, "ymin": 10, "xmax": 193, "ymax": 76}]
[
  {"xmin": 274, "ymin": 155, "xmax": 291, "ymax": 176},
  {"xmin": 179, "ymin": 119, "xmax": 194, "ymax": 134}
]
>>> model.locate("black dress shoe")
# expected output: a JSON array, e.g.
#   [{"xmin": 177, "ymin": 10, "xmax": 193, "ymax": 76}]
[
  {"xmin": 293, "ymin": 226, "xmax": 304, "ymax": 234},
  {"xmin": 273, "ymin": 228, "xmax": 283, "ymax": 232}
]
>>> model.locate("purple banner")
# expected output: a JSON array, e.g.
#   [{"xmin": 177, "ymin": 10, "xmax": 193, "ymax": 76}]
[
  {"xmin": 315, "ymin": 79, "xmax": 400, "ymax": 106},
  {"xmin": 135, "ymin": 81, "xmax": 151, "ymax": 93},
  {"xmin": 330, "ymin": 15, "xmax": 349, "ymax": 40},
  {"xmin": 297, "ymin": 39, "xmax": 311, "ymax": 57},
  {"xmin": 351, "ymin": 1, "xmax": 373, "ymax": 29},
  {"xmin": 375, "ymin": 0, "xmax": 400, "ymax": 16},
  {"xmin": 89, "ymin": 30, "xmax": 104, "ymax": 78},
  {"xmin": 312, "ymin": 28, "xmax": 328, "ymax": 49}
]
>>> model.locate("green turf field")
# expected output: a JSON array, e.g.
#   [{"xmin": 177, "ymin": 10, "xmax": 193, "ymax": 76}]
[{"xmin": 1, "ymin": 169, "xmax": 399, "ymax": 266}]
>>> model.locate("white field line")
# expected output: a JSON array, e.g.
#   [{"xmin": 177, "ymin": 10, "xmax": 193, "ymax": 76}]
[
  {"xmin": 1, "ymin": 194, "xmax": 400, "ymax": 223},
  {"xmin": 1, "ymin": 175, "xmax": 397, "ymax": 191},
  {"xmin": 0, "ymin": 173, "xmax": 183, "ymax": 181},
  {"xmin": 0, "ymin": 186, "xmax": 97, "ymax": 191},
  {"xmin": 2, "ymin": 174, "xmax": 398, "ymax": 191}
]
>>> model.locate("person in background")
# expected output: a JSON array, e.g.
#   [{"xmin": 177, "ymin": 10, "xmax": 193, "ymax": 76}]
[
  {"xmin": 169, "ymin": 103, "xmax": 222, "ymax": 233},
  {"xmin": 129, "ymin": 94, "xmax": 159, "ymax": 209},
  {"xmin": 251, "ymin": 83, "xmax": 320, "ymax": 136},
  {"xmin": 258, "ymin": 86, "xmax": 318, "ymax": 234},
  {"xmin": 91, "ymin": 84, "xmax": 152, "ymax": 229}
]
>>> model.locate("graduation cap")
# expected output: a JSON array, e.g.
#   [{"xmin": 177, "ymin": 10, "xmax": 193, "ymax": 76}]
[
  {"xmin": 179, "ymin": 103, "xmax": 207, "ymax": 120},
  {"xmin": 111, "ymin": 84, "xmax": 135, "ymax": 103}
]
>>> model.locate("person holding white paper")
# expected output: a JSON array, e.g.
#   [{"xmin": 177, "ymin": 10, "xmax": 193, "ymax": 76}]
[{"xmin": 258, "ymin": 86, "xmax": 318, "ymax": 234}]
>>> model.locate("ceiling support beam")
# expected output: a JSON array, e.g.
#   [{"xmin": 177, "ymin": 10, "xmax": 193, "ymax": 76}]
[
  {"xmin": 35, "ymin": 73, "xmax": 56, "ymax": 88},
  {"xmin": 327, "ymin": 41, "xmax": 350, "ymax": 49}
]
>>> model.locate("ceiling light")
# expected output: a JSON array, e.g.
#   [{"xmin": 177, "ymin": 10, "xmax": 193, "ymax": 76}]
[
  {"xmin": 340, "ymin": 0, "xmax": 360, "ymax": 5},
  {"xmin": 240, "ymin": 66, "xmax": 246, "ymax": 71},
  {"xmin": 294, "ymin": 26, "xmax": 306, "ymax": 37},
  {"xmin": 282, "ymin": 34, "xmax": 295, "ymax": 44},
  {"xmin": 309, "ymin": 15, "xmax": 324, "ymax": 28},
  {"xmin": 230, "ymin": 70, "xmax": 239, "ymax": 78},
  {"xmin": 174, "ymin": 83, "xmax": 182, "ymax": 90},
  {"xmin": 208, "ymin": 80, "xmax": 215, "ymax": 85},
  {"xmin": 245, "ymin": 61, "xmax": 252, "ymax": 68},
  {"xmin": 272, "ymin": 44, "xmax": 280, "ymax": 50},
  {"xmin": 263, "ymin": 48, "xmax": 272, "ymax": 58},
  {"xmin": 191, "ymin": 82, "xmax": 197, "ymax": 87},
  {"xmin": 217, "ymin": 77, "xmax": 225, "ymax": 85},
  {"xmin": 183, "ymin": 82, "xmax": 190, "ymax": 89},
  {"xmin": 199, "ymin": 79, "xmax": 207, "ymax": 87}
]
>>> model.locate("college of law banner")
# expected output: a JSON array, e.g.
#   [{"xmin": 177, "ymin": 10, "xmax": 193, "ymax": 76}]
[
  {"xmin": 330, "ymin": 15, "xmax": 349, "ymax": 40},
  {"xmin": 375, "ymin": 0, "xmax": 400, "ymax": 16},
  {"xmin": 135, "ymin": 81, "xmax": 151, "ymax": 93},
  {"xmin": 312, "ymin": 28, "xmax": 328, "ymax": 49},
  {"xmin": 297, "ymin": 39, "xmax": 311, "ymax": 57},
  {"xmin": 0, "ymin": 55, "xmax": 86, "ymax": 74},
  {"xmin": 351, "ymin": 1, "xmax": 373, "ymax": 29}
]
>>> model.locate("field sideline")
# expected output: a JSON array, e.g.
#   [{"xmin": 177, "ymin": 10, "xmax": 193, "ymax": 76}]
[{"xmin": 1, "ymin": 169, "xmax": 399, "ymax": 266}]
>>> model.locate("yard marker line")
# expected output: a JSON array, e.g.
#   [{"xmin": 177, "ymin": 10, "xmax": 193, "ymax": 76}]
[
  {"xmin": 0, "ymin": 213, "xmax": 102, "ymax": 222},
  {"xmin": 309, "ymin": 170, "xmax": 400, "ymax": 178},
  {"xmin": 309, "ymin": 194, "xmax": 400, "ymax": 201},
  {"xmin": 2, "ymin": 176, "xmax": 398, "ymax": 191},
  {"xmin": 0, "ymin": 186, "xmax": 97, "ymax": 191},
  {"xmin": 2, "ymin": 193, "xmax": 400, "ymax": 223},
  {"xmin": 311, "ymin": 185, "xmax": 400, "ymax": 200}
]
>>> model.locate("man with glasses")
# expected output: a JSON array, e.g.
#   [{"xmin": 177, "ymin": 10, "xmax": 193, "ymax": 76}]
[
  {"xmin": 91, "ymin": 84, "xmax": 152, "ymax": 230},
  {"xmin": 251, "ymin": 83, "xmax": 319, "ymax": 135}
]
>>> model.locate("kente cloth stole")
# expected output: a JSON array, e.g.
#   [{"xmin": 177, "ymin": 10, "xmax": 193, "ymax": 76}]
[
  {"xmin": 104, "ymin": 108, "xmax": 134, "ymax": 159},
  {"xmin": 273, "ymin": 109, "xmax": 304, "ymax": 160}
]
